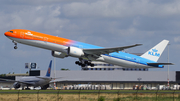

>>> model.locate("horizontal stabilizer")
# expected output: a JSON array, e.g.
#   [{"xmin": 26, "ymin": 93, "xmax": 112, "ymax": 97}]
[{"xmin": 147, "ymin": 63, "xmax": 174, "ymax": 65}]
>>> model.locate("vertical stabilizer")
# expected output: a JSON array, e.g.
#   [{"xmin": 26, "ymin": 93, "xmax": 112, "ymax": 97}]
[
  {"xmin": 46, "ymin": 60, "xmax": 52, "ymax": 77},
  {"xmin": 141, "ymin": 40, "xmax": 169, "ymax": 62}
]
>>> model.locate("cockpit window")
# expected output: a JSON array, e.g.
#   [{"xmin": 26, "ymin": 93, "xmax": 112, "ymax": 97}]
[{"xmin": 8, "ymin": 31, "xmax": 13, "ymax": 33}]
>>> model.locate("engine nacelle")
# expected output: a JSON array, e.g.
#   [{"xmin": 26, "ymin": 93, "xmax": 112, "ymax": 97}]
[
  {"xmin": 41, "ymin": 84, "xmax": 49, "ymax": 90},
  {"xmin": 51, "ymin": 51, "xmax": 68, "ymax": 58},
  {"xmin": 13, "ymin": 82, "xmax": 21, "ymax": 89},
  {"xmin": 68, "ymin": 47, "xmax": 84, "ymax": 58}
]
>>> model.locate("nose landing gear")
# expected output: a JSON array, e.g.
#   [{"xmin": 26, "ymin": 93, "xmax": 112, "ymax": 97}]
[
  {"xmin": 14, "ymin": 46, "xmax": 17, "ymax": 49},
  {"xmin": 12, "ymin": 41, "xmax": 17, "ymax": 49}
]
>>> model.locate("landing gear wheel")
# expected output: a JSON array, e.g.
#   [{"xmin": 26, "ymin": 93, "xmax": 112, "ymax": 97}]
[
  {"xmin": 25, "ymin": 88, "xmax": 30, "ymax": 90},
  {"xmin": 81, "ymin": 64, "xmax": 86, "ymax": 67},
  {"xmin": 75, "ymin": 58, "xmax": 95, "ymax": 67},
  {"xmin": 90, "ymin": 64, "xmax": 94, "ymax": 67},
  {"xmin": 14, "ymin": 46, "xmax": 17, "ymax": 49},
  {"xmin": 75, "ymin": 61, "xmax": 80, "ymax": 64}
]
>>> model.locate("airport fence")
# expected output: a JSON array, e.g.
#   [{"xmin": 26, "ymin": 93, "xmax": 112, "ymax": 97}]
[{"xmin": 0, "ymin": 90, "xmax": 180, "ymax": 101}]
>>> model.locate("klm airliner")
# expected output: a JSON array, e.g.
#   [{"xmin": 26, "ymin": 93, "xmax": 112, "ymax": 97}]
[{"xmin": 4, "ymin": 29, "xmax": 173, "ymax": 68}]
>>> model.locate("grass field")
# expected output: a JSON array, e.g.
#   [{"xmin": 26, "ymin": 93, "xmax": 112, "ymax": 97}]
[{"xmin": 0, "ymin": 90, "xmax": 180, "ymax": 101}]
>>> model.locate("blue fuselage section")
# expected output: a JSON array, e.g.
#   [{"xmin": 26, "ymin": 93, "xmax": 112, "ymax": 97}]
[{"xmin": 72, "ymin": 41, "xmax": 163, "ymax": 68}]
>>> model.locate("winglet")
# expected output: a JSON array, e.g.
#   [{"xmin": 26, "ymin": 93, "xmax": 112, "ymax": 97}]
[
  {"xmin": 141, "ymin": 40, "xmax": 169, "ymax": 62},
  {"xmin": 46, "ymin": 60, "xmax": 52, "ymax": 77}
]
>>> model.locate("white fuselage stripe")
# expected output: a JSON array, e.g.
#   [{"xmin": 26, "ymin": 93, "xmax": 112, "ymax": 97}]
[
  {"xmin": 102, "ymin": 55, "xmax": 154, "ymax": 68},
  {"xmin": 8, "ymin": 37, "xmax": 68, "ymax": 53}
]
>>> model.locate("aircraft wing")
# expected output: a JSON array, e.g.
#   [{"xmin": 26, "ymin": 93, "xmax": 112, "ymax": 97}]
[
  {"xmin": 0, "ymin": 78, "xmax": 15, "ymax": 82},
  {"xmin": 0, "ymin": 78, "xmax": 35, "ymax": 85},
  {"xmin": 51, "ymin": 77, "xmax": 64, "ymax": 79},
  {"xmin": 130, "ymin": 53, "xmax": 143, "ymax": 56},
  {"xmin": 83, "ymin": 44, "xmax": 142, "ymax": 55},
  {"xmin": 147, "ymin": 63, "xmax": 174, "ymax": 65},
  {"xmin": 15, "ymin": 81, "xmax": 35, "ymax": 85},
  {"xmin": 36, "ymin": 76, "xmax": 63, "ymax": 80}
]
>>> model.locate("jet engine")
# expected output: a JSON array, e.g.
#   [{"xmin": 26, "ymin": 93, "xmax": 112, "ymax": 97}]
[
  {"xmin": 51, "ymin": 51, "xmax": 68, "ymax": 58},
  {"xmin": 41, "ymin": 84, "xmax": 49, "ymax": 90},
  {"xmin": 67, "ymin": 47, "xmax": 84, "ymax": 58},
  {"xmin": 13, "ymin": 82, "xmax": 21, "ymax": 89}
]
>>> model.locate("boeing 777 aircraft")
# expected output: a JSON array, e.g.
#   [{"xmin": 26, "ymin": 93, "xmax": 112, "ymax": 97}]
[
  {"xmin": 0, "ymin": 60, "xmax": 52, "ymax": 90},
  {"xmin": 4, "ymin": 29, "xmax": 173, "ymax": 68}
]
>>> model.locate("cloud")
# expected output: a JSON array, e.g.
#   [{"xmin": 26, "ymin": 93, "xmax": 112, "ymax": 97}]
[
  {"xmin": 174, "ymin": 36, "xmax": 180, "ymax": 43},
  {"xmin": 0, "ymin": 4, "xmax": 70, "ymax": 35},
  {"xmin": 63, "ymin": 0, "xmax": 180, "ymax": 18},
  {"xmin": 10, "ymin": 50, "xmax": 40, "ymax": 58},
  {"xmin": 1, "ymin": 0, "xmax": 180, "ymax": 73}
]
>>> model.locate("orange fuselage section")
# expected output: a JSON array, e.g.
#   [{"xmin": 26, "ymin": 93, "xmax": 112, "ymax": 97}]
[{"xmin": 4, "ymin": 29, "xmax": 74, "ymax": 46}]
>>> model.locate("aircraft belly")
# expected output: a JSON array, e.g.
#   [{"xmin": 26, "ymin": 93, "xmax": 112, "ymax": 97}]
[
  {"xmin": 102, "ymin": 55, "xmax": 150, "ymax": 68},
  {"xmin": 34, "ymin": 80, "xmax": 47, "ymax": 87}
]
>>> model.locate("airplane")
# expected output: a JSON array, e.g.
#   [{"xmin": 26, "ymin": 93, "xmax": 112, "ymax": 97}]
[
  {"xmin": 4, "ymin": 29, "xmax": 173, "ymax": 69},
  {"xmin": 0, "ymin": 60, "xmax": 53, "ymax": 90}
]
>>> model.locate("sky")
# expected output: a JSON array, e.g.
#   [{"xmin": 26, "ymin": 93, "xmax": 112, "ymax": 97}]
[{"xmin": 0, "ymin": 0, "xmax": 180, "ymax": 74}]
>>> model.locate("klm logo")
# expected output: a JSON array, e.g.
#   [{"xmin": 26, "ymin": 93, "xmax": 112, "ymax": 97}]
[{"xmin": 148, "ymin": 49, "xmax": 160, "ymax": 57}]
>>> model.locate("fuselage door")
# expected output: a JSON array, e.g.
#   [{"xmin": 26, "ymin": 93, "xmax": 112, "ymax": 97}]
[
  {"xmin": 20, "ymin": 32, "xmax": 24, "ymax": 38},
  {"xmin": 137, "ymin": 58, "xmax": 140, "ymax": 63},
  {"xmin": 44, "ymin": 37, "xmax": 48, "ymax": 42},
  {"xmin": 79, "ymin": 45, "xmax": 83, "ymax": 49}
]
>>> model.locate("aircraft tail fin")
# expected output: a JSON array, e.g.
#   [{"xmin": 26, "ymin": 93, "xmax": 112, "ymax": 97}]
[
  {"xmin": 141, "ymin": 40, "xmax": 169, "ymax": 62},
  {"xmin": 45, "ymin": 60, "xmax": 52, "ymax": 77}
]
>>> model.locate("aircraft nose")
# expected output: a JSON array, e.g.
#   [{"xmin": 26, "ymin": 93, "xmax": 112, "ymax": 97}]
[{"xmin": 4, "ymin": 32, "xmax": 9, "ymax": 36}]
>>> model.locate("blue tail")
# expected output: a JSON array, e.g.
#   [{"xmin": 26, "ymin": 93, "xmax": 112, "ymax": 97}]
[{"xmin": 46, "ymin": 60, "xmax": 52, "ymax": 77}]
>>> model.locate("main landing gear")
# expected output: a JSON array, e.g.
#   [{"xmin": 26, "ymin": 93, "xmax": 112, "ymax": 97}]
[
  {"xmin": 75, "ymin": 58, "xmax": 94, "ymax": 67},
  {"xmin": 22, "ymin": 86, "xmax": 30, "ymax": 90},
  {"xmin": 25, "ymin": 87, "xmax": 30, "ymax": 90},
  {"xmin": 12, "ymin": 40, "xmax": 17, "ymax": 49}
]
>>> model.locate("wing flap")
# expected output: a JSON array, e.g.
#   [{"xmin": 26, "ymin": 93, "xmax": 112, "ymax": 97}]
[{"xmin": 0, "ymin": 78, "xmax": 35, "ymax": 85}]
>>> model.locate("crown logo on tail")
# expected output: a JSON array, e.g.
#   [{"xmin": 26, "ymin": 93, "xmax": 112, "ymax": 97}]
[{"xmin": 148, "ymin": 48, "xmax": 160, "ymax": 57}]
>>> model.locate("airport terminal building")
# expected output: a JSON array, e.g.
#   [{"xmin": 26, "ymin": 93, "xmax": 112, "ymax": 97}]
[
  {"xmin": 0, "ymin": 70, "xmax": 180, "ymax": 90},
  {"xmin": 39, "ymin": 70, "xmax": 179, "ymax": 90},
  {"xmin": 44, "ymin": 62, "xmax": 179, "ymax": 90},
  {"xmin": 0, "ymin": 61, "xmax": 179, "ymax": 90}
]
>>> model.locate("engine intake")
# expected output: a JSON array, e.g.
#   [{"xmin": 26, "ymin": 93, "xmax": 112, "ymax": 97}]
[
  {"xmin": 51, "ymin": 51, "xmax": 68, "ymax": 58},
  {"xmin": 13, "ymin": 82, "xmax": 21, "ymax": 89},
  {"xmin": 68, "ymin": 47, "xmax": 84, "ymax": 58}
]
